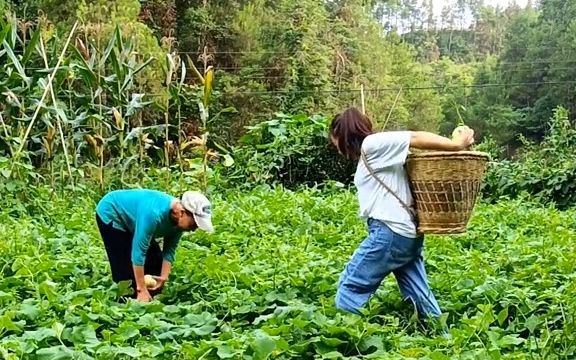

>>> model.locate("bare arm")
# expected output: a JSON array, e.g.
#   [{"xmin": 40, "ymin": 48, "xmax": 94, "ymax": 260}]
[
  {"xmin": 160, "ymin": 260, "xmax": 172, "ymax": 279},
  {"xmin": 132, "ymin": 265, "xmax": 151, "ymax": 301},
  {"xmin": 409, "ymin": 130, "xmax": 474, "ymax": 151}
]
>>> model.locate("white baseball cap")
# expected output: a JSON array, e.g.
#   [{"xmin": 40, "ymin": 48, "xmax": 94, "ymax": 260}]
[{"xmin": 181, "ymin": 191, "xmax": 214, "ymax": 233}]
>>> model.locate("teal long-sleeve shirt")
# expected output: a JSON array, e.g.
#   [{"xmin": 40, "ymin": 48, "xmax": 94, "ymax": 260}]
[{"xmin": 96, "ymin": 189, "xmax": 183, "ymax": 266}]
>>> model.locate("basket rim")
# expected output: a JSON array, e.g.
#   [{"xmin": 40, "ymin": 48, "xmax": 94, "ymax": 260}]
[{"xmin": 407, "ymin": 150, "xmax": 490, "ymax": 159}]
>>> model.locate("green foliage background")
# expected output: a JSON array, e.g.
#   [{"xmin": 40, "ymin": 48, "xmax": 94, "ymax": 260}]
[{"xmin": 1, "ymin": 0, "xmax": 576, "ymax": 358}]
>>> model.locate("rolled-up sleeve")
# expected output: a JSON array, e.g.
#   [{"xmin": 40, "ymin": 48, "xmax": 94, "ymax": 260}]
[{"xmin": 362, "ymin": 131, "xmax": 411, "ymax": 169}]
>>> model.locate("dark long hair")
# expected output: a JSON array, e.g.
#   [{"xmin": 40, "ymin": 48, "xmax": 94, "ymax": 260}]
[{"xmin": 329, "ymin": 107, "xmax": 373, "ymax": 160}]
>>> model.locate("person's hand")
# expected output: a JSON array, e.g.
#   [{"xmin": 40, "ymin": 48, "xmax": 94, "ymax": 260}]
[
  {"xmin": 453, "ymin": 127, "xmax": 475, "ymax": 150},
  {"xmin": 149, "ymin": 276, "xmax": 167, "ymax": 291},
  {"xmin": 136, "ymin": 288, "xmax": 153, "ymax": 303}
]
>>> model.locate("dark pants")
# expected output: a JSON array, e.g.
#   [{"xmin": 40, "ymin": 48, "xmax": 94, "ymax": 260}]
[{"xmin": 96, "ymin": 214, "xmax": 163, "ymax": 298}]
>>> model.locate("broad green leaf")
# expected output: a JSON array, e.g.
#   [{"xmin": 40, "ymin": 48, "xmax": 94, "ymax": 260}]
[
  {"xmin": 183, "ymin": 312, "xmax": 218, "ymax": 335},
  {"xmin": 69, "ymin": 325, "xmax": 100, "ymax": 348},
  {"xmin": 52, "ymin": 322, "xmax": 65, "ymax": 340},
  {"xmin": 497, "ymin": 307, "xmax": 508, "ymax": 326},
  {"xmin": 320, "ymin": 336, "xmax": 346, "ymax": 347},
  {"xmin": 314, "ymin": 342, "xmax": 340, "ymax": 356},
  {"xmin": 23, "ymin": 328, "xmax": 55, "ymax": 342},
  {"xmin": 0, "ymin": 290, "xmax": 12, "ymax": 301},
  {"xmin": 0, "ymin": 312, "xmax": 25, "ymax": 334},
  {"xmin": 36, "ymin": 346, "xmax": 74, "ymax": 360},
  {"xmin": 163, "ymin": 305, "xmax": 181, "ymax": 314},
  {"xmin": 18, "ymin": 303, "xmax": 40, "ymax": 320},
  {"xmin": 524, "ymin": 315, "xmax": 540, "ymax": 334},
  {"xmin": 115, "ymin": 325, "xmax": 140, "ymax": 339},
  {"xmin": 39, "ymin": 281, "xmax": 59, "ymax": 301},
  {"xmin": 117, "ymin": 280, "xmax": 134, "ymax": 297},
  {"xmin": 136, "ymin": 314, "xmax": 161, "ymax": 329},
  {"xmin": 253, "ymin": 332, "xmax": 276, "ymax": 360},
  {"xmin": 6, "ymin": 181, "xmax": 17, "ymax": 192},
  {"xmin": 217, "ymin": 344, "xmax": 238, "ymax": 359},
  {"xmin": 359, "ymin": 335, "xmax": 384, "ymax": 352},
  {"xmin": 116, "ymin": 347, "xmax": 141, "ymax": 358},
  {"xmin": 487, "ymin": 330, "xmax": 500, "ymax": 348},
  {"xmin": 320, "ymin": 351, "xmax": 343, "ymax": 359},
  {"xmin": 499, "ymin": 335, "xmax": 525, "ymax": 347}
]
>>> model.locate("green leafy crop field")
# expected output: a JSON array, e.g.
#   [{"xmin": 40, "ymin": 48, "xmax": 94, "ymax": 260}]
[{"xmin": 1, "ymin": 188, "xmax": 576, "ymax": 359}]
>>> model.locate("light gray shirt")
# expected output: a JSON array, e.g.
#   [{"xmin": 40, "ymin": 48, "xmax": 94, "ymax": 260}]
[{"xmin": 354, "ymin": 131, "xmax": 417, "ymax": 238}]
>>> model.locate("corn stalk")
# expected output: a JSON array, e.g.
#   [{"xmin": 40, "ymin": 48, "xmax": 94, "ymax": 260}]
[
  {"xmin": 11, "ymin": 21, "xmax": 78, "ymax": 173},
  {"xmin": 0, "ymin": 114, "xmax": 13, "ymax": 157},
  {"xmin": 163, "ymin": 32, "xmax": 176, "ymax": 169},
  {"xmin": 96, "ymin": 21, "xmax": 104, "ymax": 190},
  {"xmin": 42, "ymin": 125, "xmax": 56, "ymax": 189},
  {"xmin": 185, "ymin": 53, "xmax": 215, "ymax": 193},
  {"xmin": 171, "ymin": 57, "xmax": 187, "ymax": 175}
]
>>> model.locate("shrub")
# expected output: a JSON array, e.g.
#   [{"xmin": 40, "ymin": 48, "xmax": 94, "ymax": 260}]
[{"xmin": 228, "ymin": 113, "xmax": 355, "ymax": 188}]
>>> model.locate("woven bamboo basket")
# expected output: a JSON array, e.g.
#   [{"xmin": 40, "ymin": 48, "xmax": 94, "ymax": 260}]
[{"xmin": 405, "ymin": 151, "xmax": 490, "ymax": 234}]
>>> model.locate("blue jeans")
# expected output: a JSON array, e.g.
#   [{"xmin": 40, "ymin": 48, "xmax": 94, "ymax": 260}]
[{"xmin": 335, "ymin": 218, "xmax": 441, "ymax": 318}]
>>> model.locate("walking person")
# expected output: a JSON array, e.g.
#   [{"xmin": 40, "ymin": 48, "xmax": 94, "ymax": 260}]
[{"xmin": 329, "ymin": 107, "xmax": 474, "ymax": 320}]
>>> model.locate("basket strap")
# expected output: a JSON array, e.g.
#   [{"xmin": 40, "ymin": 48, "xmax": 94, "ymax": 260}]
[{"xmin": 361, "ymin": 150, "xmax": 418, "ymax": 224}]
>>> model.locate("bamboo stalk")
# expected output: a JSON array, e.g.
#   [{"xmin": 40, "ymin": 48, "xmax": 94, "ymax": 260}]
[
  {"xmin": 382, "ymin": 86, "xmax": 403, "ymax": 131},
  {"xmin": 96, "ymin": 21, "xmax": 104, "ymax": 191},
  {"xmin": 360, "ymin": 84, "xmax": 365, "ymax": 114},
  {"xmin": 11, "ymin": 21, "xmax": 78, "ymax": 170},
  {"xmin": 38, "ymin": 33, "xmax": 74, "ymax": 188}
]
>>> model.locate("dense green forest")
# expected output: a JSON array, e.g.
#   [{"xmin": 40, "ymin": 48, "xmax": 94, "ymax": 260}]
[{"xmin": 0, "ymin": 0, "xmax": 574, "ymax": 193}]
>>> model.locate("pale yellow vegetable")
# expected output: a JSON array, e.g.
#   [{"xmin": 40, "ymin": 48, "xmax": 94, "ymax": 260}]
[
  {"xmin": 452, "ymin": 125, "xmax": 471, "ymax": 140},
  {"xmin": 144, "ymin": 275, "xmax": 157, "ymax": 289}
]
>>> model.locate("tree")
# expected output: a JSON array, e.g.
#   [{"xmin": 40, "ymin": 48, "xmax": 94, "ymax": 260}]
[{"xmin": 496, "ymin": 0, "xmax": 576, "ymax": 141}]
